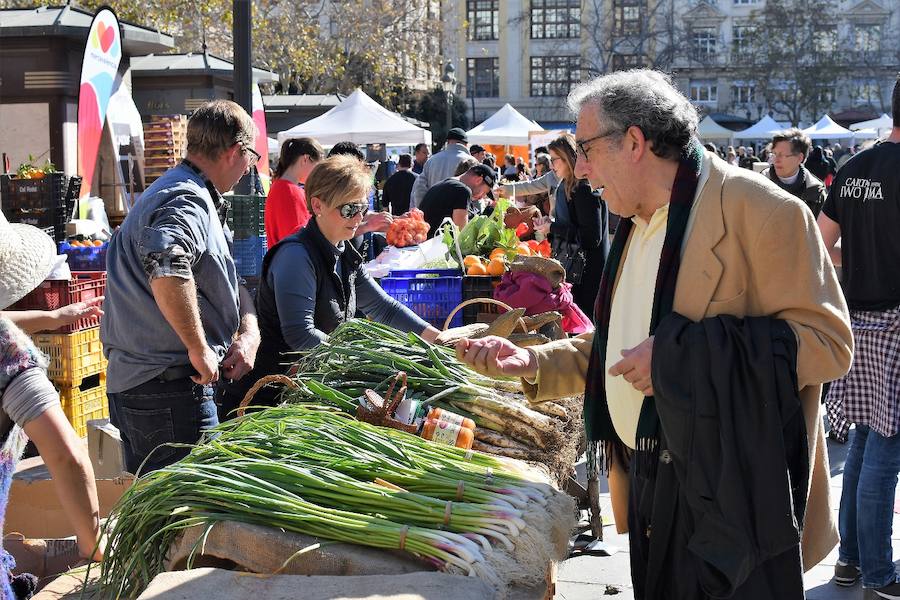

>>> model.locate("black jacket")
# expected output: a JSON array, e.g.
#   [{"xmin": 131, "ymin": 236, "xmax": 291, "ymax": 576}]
[
  {"xmin": 763, "ymin": 165, "xmax": 826, "ymax": 217},
  {"xmin": 257, "ymin": 217, "xmax": 362, "ymax": 364},
  {"xmin": 650, "ymin": 313, "xmax": 808, "ymax": 598}
]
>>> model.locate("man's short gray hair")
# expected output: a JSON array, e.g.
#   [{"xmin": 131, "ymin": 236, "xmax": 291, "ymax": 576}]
[{"xmin": 567, "ymin": 69, "xmax": 699, "ymax": 161}]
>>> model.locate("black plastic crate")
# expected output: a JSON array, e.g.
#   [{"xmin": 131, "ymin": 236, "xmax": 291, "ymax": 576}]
[
  {"xmin": 461, "ymin": 276, "xmax": 503, "ymax": 325},
  {"xmin": 227, "ymin": 194, "xmax": 266, "ymax": 239},
  {"xmin": 0, "ymin": 173, "xmax": 69, "ymax": 211}
]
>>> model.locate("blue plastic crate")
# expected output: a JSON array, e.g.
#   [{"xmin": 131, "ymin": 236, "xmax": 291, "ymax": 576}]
[
  {"xmin": 59, "ymin": 242, "xmax": 108, "ymax": 271},
  {"xmin": 232, "ymin": 236, "xmax": 267, "ymax": 277},
  {"xmin": 380, "ymin": 268, "xmax": 463, "ymax": 329}
]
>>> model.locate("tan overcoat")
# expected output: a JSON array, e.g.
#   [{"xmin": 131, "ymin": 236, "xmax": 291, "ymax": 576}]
[{"xmin": 522, "ymin": 153, "xmax": 853, "ymax": 570}]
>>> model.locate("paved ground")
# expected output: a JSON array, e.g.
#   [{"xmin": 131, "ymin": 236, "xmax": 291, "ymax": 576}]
[{"xmin": 556, "ymin": 429, "xmax": 900, "ymax": 599}]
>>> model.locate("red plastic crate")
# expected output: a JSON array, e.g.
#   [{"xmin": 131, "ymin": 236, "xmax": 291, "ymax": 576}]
[{"xmin": 10, "ymin": 272, "xmax": 106, "ymax": 333}]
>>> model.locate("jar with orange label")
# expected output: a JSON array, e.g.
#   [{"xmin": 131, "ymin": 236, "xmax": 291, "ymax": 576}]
[
  {"xmin": 425, "ymin": 407, "xmax": 476, "ymax": 431},
  {"xmin": 420, "ymin": 417, "xmax": 475, "ymax": 449}
]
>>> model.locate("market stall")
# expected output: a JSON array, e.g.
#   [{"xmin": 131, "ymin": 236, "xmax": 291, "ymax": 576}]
[
  {"xmin": 849, "ymin": 113, "xmax": 892, "ymax": 137},
  {"xmin": 802, "ymin": 114, "xmax": 854, "ymax": 140},
  {"xmin": 697, "ymin": 115, "xmax": 735, "ymax": 144},
  {"xmin": 466, "ymin": 104, "xmax": 545, "ymax": 166},
  {"xmin": 734, "ymin": 115, "xmax": 789, "ymax": 140},
  {"xmin": 276, "ymin": 89, "xmax": 432, "ymax": 147}
]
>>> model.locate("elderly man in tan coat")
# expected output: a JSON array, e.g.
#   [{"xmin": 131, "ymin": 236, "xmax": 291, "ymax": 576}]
[{"xmin": 457, "ymin": 70, "xmax": 852, "ymax": 600}]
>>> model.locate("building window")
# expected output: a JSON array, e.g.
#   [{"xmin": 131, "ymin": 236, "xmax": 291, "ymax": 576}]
[
  {"xmin": 732, "ymin": 25, "xmax": 754, "ymax": 56},
  {"xmin": 854, "ymin": 25, "xmax": 882, "ymax": 55},
  {"xmin": 530, "ymin": 56, "xmax": 580, "ymax": 97},
  {"xmin": 467, "ymin": 58, "xmax": 500, "ymax": 98},
  {"xmin": 531, "ymin": 0, "xmax": 581, "ymax": 39},
  {"xmin": 691, "ymin": 28, "xmax": 717, "ymax": 60},
  {"xmin": 689, "ymin": 79, "xmax": 718, "ymax": 104},
  {"xmin": 611, "ymin": 53, "xmax": 644, "ymax": 70},
  {"xmin": 614, "ymin": 0, "xmax": 644, "ymax": 35},
  {"xmin": 467, "ymin": 0, "xmax": 499, "ymax": 41},
  {"xmin": 853, "ymin": 81, "xmax": 881, "ymax": 105},
  {"xmin": 731, "ymin": 83, "xmax": 755, "ymax": 105},
  {"xmin": 814, "ymin": 27, "xmax": 837, "ymax": 57}
]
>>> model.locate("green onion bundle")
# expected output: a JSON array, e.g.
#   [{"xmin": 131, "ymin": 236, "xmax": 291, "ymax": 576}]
[
  {"xmin": 95, "ymin": 406, "xmax": 574, "ymax": 599},
  {"xmin": 283, "ymin": 320, "xmax": 568, "ymax": 455}
]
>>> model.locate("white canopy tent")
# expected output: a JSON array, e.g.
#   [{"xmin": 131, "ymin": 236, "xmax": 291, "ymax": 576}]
[
  {"xmin": 802, "ymin": 115, "xmax": 854, "ymax": 140},
  {"xmin": 267, "ymin": 137, "xmax": 280, "ymax": 156},
  {"xmin": 849, "ymin": 113, "xmax": 892, "ymax": 135},
  {"xmin": 697, "ymin": 115, "xmax": 734, "ymax": 141},
  {"xmin": 734, "ymin": 115, "xmax": 788, "ymax": 139},
  {"xmin": 466, "ymin": 103, "xmax": 544, "ymax": 145},
  {"xmin": 852, "ymin": 128, "xmax": 880, "ymax": 140},
  {"xmin": 276, "ymin": 89, "xmax": 432, "ymax": 146}
]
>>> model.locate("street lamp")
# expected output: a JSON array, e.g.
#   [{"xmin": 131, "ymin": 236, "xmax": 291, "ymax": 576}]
[{"xmin": 441, "ymin": 61, "xmax": 457, "ymax": 136}]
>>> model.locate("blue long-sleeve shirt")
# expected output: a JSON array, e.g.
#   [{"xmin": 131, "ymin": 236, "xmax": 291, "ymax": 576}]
[{"xmin": 266, "ymin": 240, "xmax": 428, "ymax": 349}]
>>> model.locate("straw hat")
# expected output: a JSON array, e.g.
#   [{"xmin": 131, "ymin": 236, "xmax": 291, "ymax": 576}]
[{"xmin": 0, "ymin": 211, "xmax": 57, "ymax": 310}]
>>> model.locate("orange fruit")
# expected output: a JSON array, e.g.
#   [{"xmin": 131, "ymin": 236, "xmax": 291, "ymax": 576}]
[
  {"xmin": 489, "ymin": 248, "xmax": 507, "ymax": 260},
  {"xmin": 467, "ymin": 262, "xmax": 489, "ymax": 276},
  {"xmin": 486, "ymin": 258, "xmax": 506, "ymax": 277},
  {"xmin": 92, "ymin": 239, "xmax": 104, "ymax": 246},
  {"xmin": 463, "ymin": 255, "xmax": 482, "ymax": 268}
]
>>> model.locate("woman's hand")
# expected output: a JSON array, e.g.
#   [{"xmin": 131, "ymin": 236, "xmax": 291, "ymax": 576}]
[{"xmin": 533, "ymin": 216, "xmax": 551, "ymax": 236}]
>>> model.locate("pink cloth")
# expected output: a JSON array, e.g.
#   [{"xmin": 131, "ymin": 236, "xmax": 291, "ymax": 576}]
[{"xmin": 493, "ymin": 271, "xmax": 593, "ymax": 334}]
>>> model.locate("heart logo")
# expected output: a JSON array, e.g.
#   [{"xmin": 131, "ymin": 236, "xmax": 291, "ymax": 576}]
[{"xmin": 97, "ymin": 21, "xmax": 115, "ymax": 53}]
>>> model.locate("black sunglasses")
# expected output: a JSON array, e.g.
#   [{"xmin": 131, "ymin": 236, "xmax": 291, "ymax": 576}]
[{"xmin": 337, "ymin": 202, "xmax": 369, "ymax": 219}]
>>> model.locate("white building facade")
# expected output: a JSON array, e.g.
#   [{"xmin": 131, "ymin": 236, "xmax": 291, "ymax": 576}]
[{"xmin": 442, "ymin": 0, "xmax": 900, "ymax": 127}]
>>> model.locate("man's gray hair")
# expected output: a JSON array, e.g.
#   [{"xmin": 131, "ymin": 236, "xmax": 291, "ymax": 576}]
[{"xmin": 567, "ymin": 69, "xmax": 699, "ymax": 160}]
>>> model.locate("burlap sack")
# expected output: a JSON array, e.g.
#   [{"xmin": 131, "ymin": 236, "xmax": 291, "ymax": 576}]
[
  {"xmin": 166, "ymin": 521, "xmax": 431, "ymax": 576},
  {"xmin": 137, "ymin": 568, "xmax": 498, "ymax": 600}
]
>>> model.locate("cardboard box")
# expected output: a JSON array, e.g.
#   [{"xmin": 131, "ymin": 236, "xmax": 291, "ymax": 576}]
[
  {"xmin": 7, "ymin": 456, "xmax": 133, "ymax": 539},
  {"xmin": 2, "ymin": 534, "xmax": 81, "ymax": 581},
  {"xmin": 87, "ymin": 419, "xmax": 126, "ymax": 479}
]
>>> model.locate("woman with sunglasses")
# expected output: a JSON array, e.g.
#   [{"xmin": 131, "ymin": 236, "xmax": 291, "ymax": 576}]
[{"xmin": 229, "ymin": 155, "xmax": 441, "ymax": 409}]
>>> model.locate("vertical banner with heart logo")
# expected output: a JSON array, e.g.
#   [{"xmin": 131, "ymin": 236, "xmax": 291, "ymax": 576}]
[
  {"xmin": 77, "ymin": 7, "xmax": 123, "ymax": 210},
  {"xmin": 251, "ymin": 83, "xmax": 271, "ymax": 193}
]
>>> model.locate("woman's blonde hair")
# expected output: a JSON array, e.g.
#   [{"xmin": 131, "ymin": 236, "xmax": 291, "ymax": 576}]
[{"xmin": 305, "ymin": 154, "xmax": 373, "ymax": 212}]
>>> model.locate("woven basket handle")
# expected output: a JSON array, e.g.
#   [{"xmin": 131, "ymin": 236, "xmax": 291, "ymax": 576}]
[
  {"xmin": 442, "ymin": 297, "xmax": 528, "ymax": 333},
  {"xmin": 237, "ymin": 374, "xmax": 298, "ymax": 417}
]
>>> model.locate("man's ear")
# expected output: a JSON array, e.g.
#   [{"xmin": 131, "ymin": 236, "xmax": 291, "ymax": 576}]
[{"xmin": 625, "ymin": 125, "xmax": 649, "ymax": 161}]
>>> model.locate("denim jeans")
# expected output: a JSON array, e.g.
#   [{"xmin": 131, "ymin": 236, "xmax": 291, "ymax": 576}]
[
  {"xmin": 838, "ymin": 425, "xmax": 900, "ymax": 588},
  {"xmin": 107, "ymin": 376, "xmax": 218, "ymax": 475}
]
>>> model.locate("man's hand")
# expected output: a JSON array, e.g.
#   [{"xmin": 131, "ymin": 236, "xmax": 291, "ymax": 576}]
[
  {"xmin": 54, "ymin": 296, "xmax": 104, "ymax": 326},
  {"xmin": 221, "ymin": 331, "xmax": 260, "ymax": 381},
  {"xmin": 359, "ymin": 211, "xmax": 394, "ymax": 234},
  {"xmin": 608, "ymin": 336, "xmax": 655, "ymax": 397},
  {"xmin": 188, "ymin": 345, "xmax": 219, "ymax": 385},
  {"xmin": 455, "ymin": 336, "xmax": 537, "ymax": 379}
]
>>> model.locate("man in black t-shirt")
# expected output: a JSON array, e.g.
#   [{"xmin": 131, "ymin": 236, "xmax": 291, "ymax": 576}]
[
  {"xmin": 419, "ymin": 164, "xmax": 495, "ymax": 237},
  {"xmin": 817, "ymin": 75, "xmax": 900, "ymax": 598},
  {"xmin": 381, "ymin": 153, "xmax": 417, "ymax": 215}
]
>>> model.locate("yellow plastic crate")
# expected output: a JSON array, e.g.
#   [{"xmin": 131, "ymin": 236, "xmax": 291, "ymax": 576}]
[
  {"xmin": 58, "ymin": 374, "xmax": 108, "ymax": 438},
  {"xmin": 33, "ymin": 327, "xmax": 106, "ymax": 387}
]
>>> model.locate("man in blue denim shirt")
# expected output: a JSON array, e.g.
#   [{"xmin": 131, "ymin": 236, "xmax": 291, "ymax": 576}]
[{"xmin": 101, "ymin": 100, "xmax": 261, "ymax": 474}]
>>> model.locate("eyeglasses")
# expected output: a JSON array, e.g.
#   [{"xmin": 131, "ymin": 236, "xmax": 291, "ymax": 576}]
[
  {"xmin": 771, "ymin": 152, "xmax": 800, "ymax": 160},
  {"xmin": 576, "ymin": 129, "xmax": 621, "ymax": 160},
  {"xmin": 241, "ymin": 145, "xmax": 261, "ymax": 168},
  {"xmin": 337, "ymin": 202, "xmax": 369, "ymax": 219}
]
